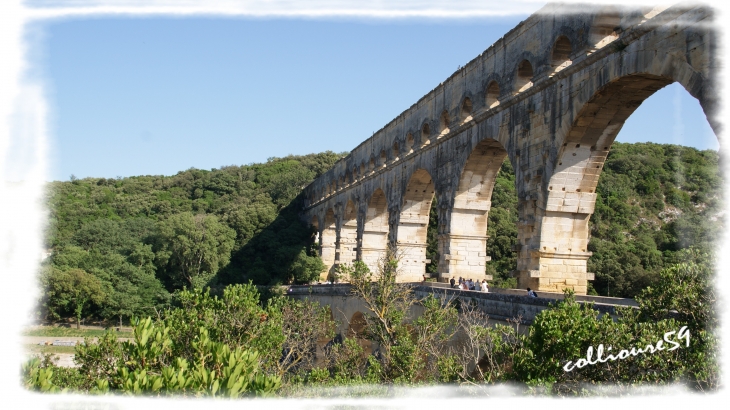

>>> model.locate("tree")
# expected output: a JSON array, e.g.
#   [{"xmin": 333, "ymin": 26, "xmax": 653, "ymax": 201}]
[
  {"xmin": 43, "ymin": 267, "xmax": 106, "ymax": 329},
  {"xmin": 155, "ymin": 212, "xmax": 236, "ymax": 288},
  {"xmin": 288, "ymin": 249, "xmax": 325, "ymax": 284},
  {"xmin": 343, "ymin": 250, "xmax": 457, "ymax": 382}
]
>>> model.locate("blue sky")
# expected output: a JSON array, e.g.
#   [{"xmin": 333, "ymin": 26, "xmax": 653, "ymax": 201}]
[{"xmin": 37, "ymin": 13, "xmax": 718, "ymax": 182}]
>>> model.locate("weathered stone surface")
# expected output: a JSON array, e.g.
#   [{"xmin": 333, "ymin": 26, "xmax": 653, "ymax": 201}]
[{"xmin": 300, "ymin": 3, "xmax": 717, "ymax": 293}]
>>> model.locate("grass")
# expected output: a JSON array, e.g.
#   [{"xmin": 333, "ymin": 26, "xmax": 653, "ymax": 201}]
[{"xmin": 23, "ymin": 326, "xmax": 133, "ymax": 338}]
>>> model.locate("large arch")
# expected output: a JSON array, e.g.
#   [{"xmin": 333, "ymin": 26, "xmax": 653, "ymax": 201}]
[
  {"xmin": 362, "ymin": 189, "xmax": 389, "ymax": 275},
  {"xmin": 440, "ymin": 140, "xmax": 508, "ymax": 282},
  {"xmin": 340, "ymin": 200, "xmax": 358, "ymax": 267},
  {"xmin": 532, "ymin": 73, "xmax": 716, "ymax": 294},
  {"xmin": 397, "ymin": 169, "xmax": 436, "ymax": 281},
  {"xmin": 320, "ymin": 208, "xmax": 337, "ymax": 281}
]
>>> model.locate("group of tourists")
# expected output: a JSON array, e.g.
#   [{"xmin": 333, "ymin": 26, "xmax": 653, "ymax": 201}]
[{"xmin": 449, "ymin": 276, "xmax": 489, "ymax": 292}]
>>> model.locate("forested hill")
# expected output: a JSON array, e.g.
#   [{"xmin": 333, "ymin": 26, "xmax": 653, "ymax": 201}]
[
  {"xmin": 40, "ymin": 142, "xmax": 721, "ymax": 324},
  {"xmin": 586, "ymin": 142, "xmax": 722, "ymax": 296},
  {"xmin": 42, "ymin": 152, "xmax": 343, "ymax": 323}
]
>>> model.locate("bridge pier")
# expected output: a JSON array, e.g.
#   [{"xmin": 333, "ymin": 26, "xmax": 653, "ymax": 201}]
[
  {"xmin": 397, "ymin": 242, "xmax": 429, "ymax": 281},
  {"xmin": 438, "ymin": 233, "xmax": 491, "ymax": 282},
  {"xmin": 339, "ymin": 201, "xmax": 358, "ymax": 267},
  {"xmin": 301, "ymin": 4, "xmax": 716, "ymax": 295}
]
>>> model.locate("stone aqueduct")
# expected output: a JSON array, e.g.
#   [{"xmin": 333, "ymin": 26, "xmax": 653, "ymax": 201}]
[{"xmin": 300, "ymin": 3, "xmax": 719, "ymax": 295}]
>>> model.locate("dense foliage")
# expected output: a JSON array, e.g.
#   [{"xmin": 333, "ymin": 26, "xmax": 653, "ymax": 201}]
[
  {"xmin": 40, "ymin": 152, "xmax": 342, "ymax": 324},
  {"xmin": 587, "ymin": 143, "xmax": 722, "ymax": 297},
  {"xmin": 25, "ymin": 248, "xmax": 717, "ymax": 396}
]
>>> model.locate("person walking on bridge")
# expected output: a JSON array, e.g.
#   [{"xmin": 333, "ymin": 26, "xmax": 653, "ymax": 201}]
[{"xmin": 481, "ymin": 279, "xmax": 489, "ymax": 292}]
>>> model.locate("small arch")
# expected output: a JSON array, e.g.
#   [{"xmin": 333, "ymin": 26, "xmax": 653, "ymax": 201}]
[
  {"xmin": 352, "ymin": 166, "xmax": 358, "ymax": 182},
  {"xmin": 461, "ymin": 97, "xmax": 473, "ymax": 121},
  {"xmin": 486, "ymin": 81, "xmax": 500, "ymax": 108},
  {"xmin": 515, "ymin": 60, "xmax": 534, "ymax": 93},
  {"xmin": 379, "ymin": 149, "xmax": 387, "ymax": 167},
  {"xmin": 405, "ymin": 133, "xmax": 415, "ymax": 153},
  {"xmin": 392, "ymin": 141, "xmax": 400, "ymax": 162},
  {"xmin": 421, "ymin": 122, "xmax": 431, "ymax": 146},
  {"xmin": 348, "ymin": 311, "xmax": 367, "ymax": 338},
  {"xmin": 590, "ymin": 11, "xmax": 620, "ymax": 50},
  {"xmin": 550, "ymin": 36, "xmax": 572, "ymax": 74},
  {"xmin": 439, "ymin": 110, "xmax": 450, "ymax": 134},
  {"xmin": 369, "ymin": 157, "xmax": 375, "ymax": 172}
]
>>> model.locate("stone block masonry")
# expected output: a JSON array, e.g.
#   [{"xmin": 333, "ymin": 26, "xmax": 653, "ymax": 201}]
[{"xmin": 300, "ymin": 3, "xmax": 718, "ymax": 294}]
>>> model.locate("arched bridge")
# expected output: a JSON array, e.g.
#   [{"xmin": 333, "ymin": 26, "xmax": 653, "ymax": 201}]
[{"xmin": 301, "ymin": 3, "xmax": 719, "ymax": 295}]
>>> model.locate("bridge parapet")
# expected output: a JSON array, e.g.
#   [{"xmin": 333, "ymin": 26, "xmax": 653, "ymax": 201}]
[{"xmin": 286, "ymin": 282, "xmax": 636, "ymax": 325}]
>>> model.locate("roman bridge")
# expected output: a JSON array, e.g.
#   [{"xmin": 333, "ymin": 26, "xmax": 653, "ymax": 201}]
[{"xmin": 300, "ymin": 3, "xmax": 719, "ymax": 295}]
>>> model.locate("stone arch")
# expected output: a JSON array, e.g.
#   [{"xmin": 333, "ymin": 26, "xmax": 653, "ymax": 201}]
[
  {"xmin": 321, "ymin": 208, "xmax": 337, "ymax": 281},
  {"xmin": 340, "ymin": 200, "xmax": 358, "ymax": 267},
  {"xmin": 439, "ymin": 110, "xmax": 450, "ymax": 135},
  {"xmin": 551, "ymin": 36, "xmax": 572, "ymax": 74},
  {"xmin": 348, "ymin": 311, "xmax": 367, "ymax": 338},
  {"xmin": 461, "ymin": 97, "xmax": 473, "ymax": 121},
  {"xmin": 369, "ymin": 156, "xmax": 375, "ymax": 173},
  {"xmin": 379, "ymin": 149, "xmax": 387, "ymax": 167},
  {"xmin": 362, "ymin": 188, "xmax": 389, "ymax": 274},
  {"xmin": 397, "ymin": 169, "xmax": 436, "ymax": 281},
  {"xmin": 392, "ymin": 141, "xmax": 400, "ymax": 162},
  {"xmin": 590, "ymin": 10, "xmax": 620, "ymax": 51},
  {"xmin": 421, "ymin": 122, "xmax": 432, "ymax": 147},
  {"xmin": 486, "ymin": 81, "xmax": 500, "ymax": 108},
  {"xmin": 535, "ymin": 68, "xmax": 716, "ymax": 295},
  {"xmin": 440, "ymin": 139, "xmax": 508, "ymax": 282},
  {"xmin": 405, "ymin": 132, "xmax": 415, "ymax": 154},
  {"xmin": 515, "ymin": 60, "xmax": 534, "ymax": 93}
]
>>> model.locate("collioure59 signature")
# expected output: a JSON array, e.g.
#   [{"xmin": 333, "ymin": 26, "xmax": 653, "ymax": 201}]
[{"xmin": 563, "ymin": 326, "xmax": 690, "ymax": 372}]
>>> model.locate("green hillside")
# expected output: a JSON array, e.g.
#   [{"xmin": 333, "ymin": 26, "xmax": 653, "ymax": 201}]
[
  {"xmin": 41, "ymin": 152, "xmax": 343, "ymax": 324},
  {"xmin": 39, "ymin": 142, "xmax": 721, "ymax": 324}
]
